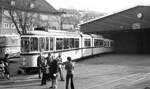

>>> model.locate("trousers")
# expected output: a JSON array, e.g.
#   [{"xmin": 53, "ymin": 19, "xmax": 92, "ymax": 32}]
[{"xmin": 66, "ymin": 74, "xmax": 74, "ymax": 89}]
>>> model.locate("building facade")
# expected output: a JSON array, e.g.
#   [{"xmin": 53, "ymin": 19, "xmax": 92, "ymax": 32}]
[{"xmin": 0, "ymin": 0, "xmax": 62, "ymax": 34}]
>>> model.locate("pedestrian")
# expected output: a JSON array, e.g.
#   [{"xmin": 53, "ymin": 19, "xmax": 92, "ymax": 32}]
[
  {"xmin": 37, "ymin": 52, "xmax": 44, "ymax": 79},
  {"xmin": 49, "ymin": 58, "xmax": 59, "ymax": 89},
  {"xmin": 45, "ymin": 53, "xmax": 53, "ymax": 80},
  {"xmin": 65, "ymin": 57, "xmax": 75, "ymax": 89},
  {"xmin": 41, "ymin": 56, "xmax": 49, "ymax": 85},
  {"xmin": 3, "ymin": 54, "xmax": 10, "ymax": 80},
  {"xmin": 56, "ymin": 53, "xmax": 64, "ymax": 81}
]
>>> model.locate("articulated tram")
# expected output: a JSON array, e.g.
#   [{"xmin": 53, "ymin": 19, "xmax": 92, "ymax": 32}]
[{"xmin": 20, "ymin": 30, "xmax": 114, "ymax": 72}]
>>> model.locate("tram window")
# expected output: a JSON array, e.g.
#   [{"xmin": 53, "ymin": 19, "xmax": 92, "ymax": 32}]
[
  {"xmin": 84, "ymin": 39, "xmax": 91, "ymax": 48},
  {"xmin": 39, "ymin": 37, "xmax": 45, "ymax": 51},
  {"xmin": 21, "ymin": 37, "xmax": 30, "ymax": 52},
  {"xmin": 45, "ymin": 37, "xmax": 49, "ymax": 51},
  {"xmin": 64, "ymin": 38, "xmax": 69, "ymax": 49},
  {"xmin": 30, "ymin": 37, "xmax": 38, "ymax": 52},
  {"xmin": 94, "ymin": 39, "xmax": 103, "ymax": 47},
  {"xmin": 56, "ymin": 38, "xmax": 63, "ymax": 50},
  {"xmin": 74, "ymin": 38, "xmax": 79, "ymax": 48},
  {"xmin": 110, "ymin": 41, "xmax": 114, "ymax": 47},
  {"xmin": 50, "ymin": 37, "xmax": 54, "ymax": 51},
  {"xmin": 103, "ymin": 41, "xmax": 109, "ymax": 47},
  {"xmin": 69, "ymin": 38, "xmax": 74, "ymax": 48}
]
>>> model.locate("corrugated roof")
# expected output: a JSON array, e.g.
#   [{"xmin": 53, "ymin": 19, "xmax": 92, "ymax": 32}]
[
  {"xmin": 0, "ymin": 0, "xmax": 59, "ymax": 14},
  {"xmin": 80, "ymin": 5, "xmax": 150, "ymax": 33}
]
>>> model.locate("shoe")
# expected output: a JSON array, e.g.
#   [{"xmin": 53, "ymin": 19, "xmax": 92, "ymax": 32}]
[
  {"xmin": 60, "ymin": 79, "xmax": 65, "ymax": 81},
  {"xmin": 49, "ymin": 86, "xmax": 53, "ymax": 89}
]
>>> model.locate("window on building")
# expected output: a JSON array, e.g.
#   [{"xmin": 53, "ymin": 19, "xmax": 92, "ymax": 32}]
[
  {"xmin": 4, "ymin": 23, "xmax": 9, "ymax": 29},
  {"xmin": 11, "ymin": 0, "xmax": 15, "ymax": 6},
  {"xmin": 30, "ymin": 3, "xmax": 34, "ymax": 8}
]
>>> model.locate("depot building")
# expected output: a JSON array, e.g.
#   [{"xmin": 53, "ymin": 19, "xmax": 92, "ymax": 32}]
[{"xmin": 80, "ymin": 5, "xmax": 150, "ymax": 54}]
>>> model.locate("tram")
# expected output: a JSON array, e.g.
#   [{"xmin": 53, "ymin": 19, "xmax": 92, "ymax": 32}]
[
  {"xmin": 0, "ymin": 34, "xmax": 21, "ymax": 59},
  {"xmin": 20, "ymin": 30, "xmax": 114, "ymax": 73}
]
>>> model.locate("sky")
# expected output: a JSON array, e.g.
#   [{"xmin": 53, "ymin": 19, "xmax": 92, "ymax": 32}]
[{"xmin": 47, "ymin": 0, "xmax": 150, "ymax": 14}]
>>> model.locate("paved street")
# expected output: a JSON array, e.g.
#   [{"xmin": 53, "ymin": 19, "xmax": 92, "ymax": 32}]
[{"xmin": 1, "ymin": 54, "xmax": 150, "ymax": 89}]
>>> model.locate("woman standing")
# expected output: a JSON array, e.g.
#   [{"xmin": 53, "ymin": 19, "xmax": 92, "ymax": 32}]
[{"xmin": 65, "ymin": 57, "xmax": 75, "ymax": 89}]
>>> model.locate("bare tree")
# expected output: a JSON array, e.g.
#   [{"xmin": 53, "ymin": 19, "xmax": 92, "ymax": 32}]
[{"xmin": 3, "ymin": 0, "xmax": 40, "ymax": 35}]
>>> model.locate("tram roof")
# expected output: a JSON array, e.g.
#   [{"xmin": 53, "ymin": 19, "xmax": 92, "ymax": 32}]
[
  {"xmin": 0, "ymin": 34, "xmax": 19, "ymax": 37},
  {"xmin": 25, "ymin": 30, "xmax": 81, "ymax": 37},
  {"xmin": 91, "ymin": 34, "xmax": 103, "ymax": 38},
  {"xmin": 80, "ymin": 5, "xmax": 150, "ymax": 33}
]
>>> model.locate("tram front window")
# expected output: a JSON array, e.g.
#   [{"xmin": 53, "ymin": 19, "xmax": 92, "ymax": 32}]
[
  {"xmin": 30, "ymin": 37, "xmax": 38, "ymax": 52},
  {"xmin": 21, "ymin": 37, "xmax": 30, "ymax": 52}
]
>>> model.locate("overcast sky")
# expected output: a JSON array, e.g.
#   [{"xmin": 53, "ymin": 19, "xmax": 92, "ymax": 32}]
[{"xmin": 47, "ymin": 0, "xmax": 150, "ymax": 14}]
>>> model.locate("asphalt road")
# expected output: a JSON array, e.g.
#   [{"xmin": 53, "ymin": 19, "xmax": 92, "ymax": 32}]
[{"xmin": 1, "ymin": 54, "xmax": 150, "ymax": 89}]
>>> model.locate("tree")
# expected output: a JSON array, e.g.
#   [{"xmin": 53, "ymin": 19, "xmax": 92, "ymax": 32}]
[{"xmin": 1, "ymin": 0, "xmax": 42, "ymax": 35}]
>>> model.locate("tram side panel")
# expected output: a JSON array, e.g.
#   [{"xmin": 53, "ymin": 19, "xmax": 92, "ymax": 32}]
[
  {"xmin": 54, "ymin": 37, "xmax": 82, "ymax": 62},
  {"xmin": 81, "ymin": 35, "xmax": 93, "ymax": 57},
  {"xmin": 92, "ymin": 38, "xmax": 104, "ymax": 55},
  {"xmin": 103, "ymin": 39, "xmax": 114, "ymax": 53}
]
